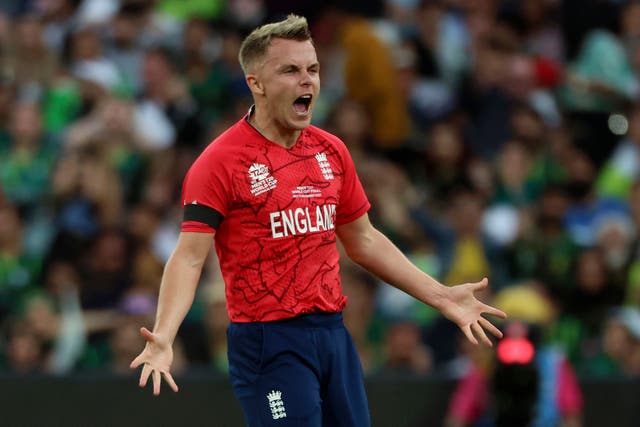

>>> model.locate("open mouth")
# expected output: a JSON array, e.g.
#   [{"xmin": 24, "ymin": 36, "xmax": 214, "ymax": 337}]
[{"xmin": 293, "ymin": 94, "xmax": 312, "ymax": 115}]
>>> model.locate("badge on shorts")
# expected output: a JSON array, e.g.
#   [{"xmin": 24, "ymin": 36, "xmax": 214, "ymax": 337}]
[{"xmin": 267, "ymin": 390, "xmax": 287, "ymax": 420}]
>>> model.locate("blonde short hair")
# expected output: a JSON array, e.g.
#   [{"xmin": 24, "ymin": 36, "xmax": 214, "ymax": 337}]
[{"xmin": 238, "ymin": 14, "xmax": 312, "ymax": 74}]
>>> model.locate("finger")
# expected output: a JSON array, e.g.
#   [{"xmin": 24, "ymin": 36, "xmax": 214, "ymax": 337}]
[
  {"xmin": 130, "ymin": 354, "xmax": 144, "ymax": 369},
  {"xmin": 483, "ymin": 305, "xmax": 507, "ymax": 319},
  {"xmin": 472, "ymin": 321, "xmax": 492, "ymax": 347},
  {"xmin": 139, "ymin": 364, "xmax": 152, "ymax": 388},
  {"xmin": 153, "ymin": 369, "xmax": 161, "ymax": 396},
  {"xmin": 479, "ymin": 317, "xmax": 503, "ymax": 339},
  {"xmin": 140, "ymin": 327, "xmax": 155, "ymax": 342},
  {"xmin": 461, "ymin": 324, "xmax": 478, "ymax": 345},
  {"xmin": 163, "ymin": 371, "xmax": 179, "ymax": 393}
]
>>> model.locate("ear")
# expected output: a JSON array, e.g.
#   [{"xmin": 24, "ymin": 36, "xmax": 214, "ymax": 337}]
[{"xmin": 246, "ymin": 74, "xmax": 264, "ymax": 96}]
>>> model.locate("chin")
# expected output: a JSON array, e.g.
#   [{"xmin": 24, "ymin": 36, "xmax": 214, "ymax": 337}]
[{"xmin": 289, "ymin": 117, "xmax": 312, "ymax": 130}]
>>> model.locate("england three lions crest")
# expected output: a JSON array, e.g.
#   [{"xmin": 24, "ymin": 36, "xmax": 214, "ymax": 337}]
[
  {"xmin": 267, "ymin": 390, "xmax": 287, "ymax": 420},
  {"xmin": 315, "ymin": 152, "xmax": 334, "ymax": 180}
]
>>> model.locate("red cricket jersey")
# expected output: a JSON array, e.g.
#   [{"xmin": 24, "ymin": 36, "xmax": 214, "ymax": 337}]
[{"xmin": 181, "ymin": 116, "xmax": 370, "ymax": 322}]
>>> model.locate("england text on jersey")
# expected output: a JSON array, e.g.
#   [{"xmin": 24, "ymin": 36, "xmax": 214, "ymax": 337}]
[{"xmin": 269, "ymin": 204, "xmax": 336, "ymax": 238}]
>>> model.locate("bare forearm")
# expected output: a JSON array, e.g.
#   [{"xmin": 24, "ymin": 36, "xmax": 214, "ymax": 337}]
[
  {"xmin": 338, "ymin": 214, "xmax": 505, "ymax": 347},
  {"xmin": 346, "ymin": 228, "xmax": 448, "ymax": 310},
  {"xmin": 153, "ymin": 253, "xmax": 203, "ymax": 343}
]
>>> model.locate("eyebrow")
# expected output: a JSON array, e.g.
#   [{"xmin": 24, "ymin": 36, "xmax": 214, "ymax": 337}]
[{"xmin": 277, "ymin": 62, "xmax": 320, "ymax": 71}]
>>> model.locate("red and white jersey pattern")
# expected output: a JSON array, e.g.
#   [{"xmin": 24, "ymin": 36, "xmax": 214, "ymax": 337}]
[{"xmin": 181, "ymin": 117, "xmax": 370, "ymax": 322}]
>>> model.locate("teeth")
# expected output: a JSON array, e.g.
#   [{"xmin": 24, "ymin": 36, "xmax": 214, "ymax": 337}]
[{"xmin": 300, "ymin": 95, "xmax": 311, "ymax": 99}]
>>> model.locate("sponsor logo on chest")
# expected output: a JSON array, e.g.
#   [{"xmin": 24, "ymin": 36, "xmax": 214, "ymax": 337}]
[{"xmin": 248, "ymin": 163, "xmax": 277, "ymax": 196}]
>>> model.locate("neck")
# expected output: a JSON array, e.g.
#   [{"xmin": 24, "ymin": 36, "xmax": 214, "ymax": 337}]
[{"xmin": 249, "ymin": 106, "xmax": 301, "ymax": 149}]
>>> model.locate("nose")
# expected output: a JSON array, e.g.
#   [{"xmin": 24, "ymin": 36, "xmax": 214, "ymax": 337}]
[{"xmin": 299, "ymin": 70, "xmax": 313, "ymax": 87}]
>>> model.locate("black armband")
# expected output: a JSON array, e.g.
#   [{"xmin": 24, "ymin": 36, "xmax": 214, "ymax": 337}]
[{"xmin": 183, "ymin": 204, "xmax": 223, "ymax": 229}]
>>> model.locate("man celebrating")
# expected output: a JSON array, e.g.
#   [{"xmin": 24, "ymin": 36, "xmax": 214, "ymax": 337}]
[{"xmin": 130, "ymin": 14, "xmax": 506, "ymax": 426}]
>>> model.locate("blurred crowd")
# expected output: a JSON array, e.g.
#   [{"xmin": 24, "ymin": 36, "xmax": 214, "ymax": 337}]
[{"xmin": 2, "ymin": 0, "xmax": 640, "ymax": 422}]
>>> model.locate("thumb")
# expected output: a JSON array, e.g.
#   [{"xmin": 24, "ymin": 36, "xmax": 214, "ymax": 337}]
[
  {"xmin": 474, "ymin": 277, "xmax": 488, "ymax": 290},
  {"xmin": 140, "ymin": 327, "xmax": 155, "ymax": 342}
]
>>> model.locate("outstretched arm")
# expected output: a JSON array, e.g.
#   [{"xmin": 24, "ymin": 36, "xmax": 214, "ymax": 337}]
[
  {"xmin": 336, "ymin": 214, "xmax": 506, "ymax": 346},
  {"xmin": 130, "ymin": 231, "xmax": 213, "ymax": 395}
]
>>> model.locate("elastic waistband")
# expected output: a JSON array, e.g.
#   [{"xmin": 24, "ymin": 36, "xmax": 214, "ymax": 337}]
[{"xmin": 232, "ymin": 311, "xmax": 343, "ymax": 329}]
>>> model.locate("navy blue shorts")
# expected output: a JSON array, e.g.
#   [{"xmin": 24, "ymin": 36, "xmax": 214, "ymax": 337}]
[{"xmin": 227, "ymin": 312, "xmax": 370, "ymax": 426}]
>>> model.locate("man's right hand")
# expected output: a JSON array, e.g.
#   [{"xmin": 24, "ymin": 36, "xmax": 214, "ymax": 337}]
[{"xmin": 130, "ymin": 327, "xmax": 179, "ymax": 395}]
